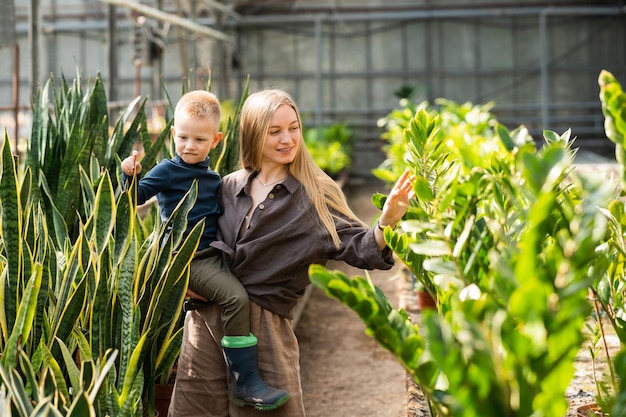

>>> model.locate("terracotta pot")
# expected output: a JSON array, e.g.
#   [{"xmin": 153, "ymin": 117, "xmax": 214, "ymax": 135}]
[
  {"xmin": 577, "ymin": 403, "xmax": 607, "ymax": 416},
  {"xmin": 416, "ymin": 290, "xmax": 437, "ymax": 310},
  {"xmin": 154, "ymin": 383, "xmax": 174, "ymax": 417}
]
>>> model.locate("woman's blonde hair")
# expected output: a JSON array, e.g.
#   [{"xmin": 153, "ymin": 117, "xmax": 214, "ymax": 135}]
[{"xmin": 240, "ymin": 89, "xmax": 365, "ymax": 247}]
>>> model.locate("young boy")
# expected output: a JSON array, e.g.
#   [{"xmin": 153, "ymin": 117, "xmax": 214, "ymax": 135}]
[{"xmin": 121, "ymin": 90, "xmax": 290, "ymax": 411}]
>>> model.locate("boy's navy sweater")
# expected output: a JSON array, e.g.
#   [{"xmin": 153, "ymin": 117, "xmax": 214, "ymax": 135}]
[{"xmin": 123, "ymin": 155, "xmax": 221, "ymax": 250}]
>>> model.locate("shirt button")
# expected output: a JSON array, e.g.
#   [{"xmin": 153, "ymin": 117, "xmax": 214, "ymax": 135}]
[
  {"xmin": 268, "ymin": 193, "xmax": 275, "ymax": 199},
  {"xmin": 259, "ymin": 204, "xmax": 265, "ymax": 210},
  {"xmin": 275, "ymin": 185, "xmax": 282, "ymax": 190}
]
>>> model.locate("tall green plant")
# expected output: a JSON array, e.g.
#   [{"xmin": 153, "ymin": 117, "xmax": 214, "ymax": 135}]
[
  {"xmin": 594, "ymin": 69, "xmax": 626, "ymax": 415},
  {"xmin": 311, "ymin": 108, "xmax": 613, "ymax": 416},
  {"xmin": 599, "ymin": 69, "xmax": 626, "ymax": 191},
  {"xmin": 2, "ymin": 71, "xmax": 248, "ymax": 415},
  {"xmin": 373, "ymin": 98, "xmax": 501, "ymax": 187},
  {"xmin": 26, "ymin": 71, "xmax": 171, "ymax": 245},
  {"xmin": 0, "ymin": 348, "xmax": 118, "ymax": 417},
  {"xmin": 0, "ymin": 131, "xmax": 202, "ymax": 415},
  {"xmin": 208, "ymin": 81, "xmax": 249, "ymax": 177}
]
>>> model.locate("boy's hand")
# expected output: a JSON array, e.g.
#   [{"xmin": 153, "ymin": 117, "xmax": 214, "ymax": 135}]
[{"xmin": 122, "ymin": 150, "xmax": 142, "ymax": 175}]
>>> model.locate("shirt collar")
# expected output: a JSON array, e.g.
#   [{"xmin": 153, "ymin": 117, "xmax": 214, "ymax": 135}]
[{"xmin": 236, "ymin": 169, "xmax": 300, "ymax": 196}]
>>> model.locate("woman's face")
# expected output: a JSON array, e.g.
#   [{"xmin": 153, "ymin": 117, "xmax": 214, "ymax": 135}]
[{"xmin": 262, "ymin": 104, "xmax": 300, "ymax": 167}]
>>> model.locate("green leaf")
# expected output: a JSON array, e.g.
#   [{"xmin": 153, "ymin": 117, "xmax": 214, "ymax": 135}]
[
  {"xmin": 409, "ymin": 241, "xmax": 450, "ymax": 256},
  {"xmin": 2, "ymin": 265, "xmax": 42, "ymax": 369},
  {"xmin": 85, "ymin": 172, "xmax": 115, "ymax": 256},
  {"xmin": 0, "ymin": 134, "xmax": 21, "ymax": 335},
  {"xmin": 66, "ymin": 391, "xmax": 95, "ymax": 417},
  {"xmin": 414, "ymin": 176, "xmax": 434, "ymax": 201}
]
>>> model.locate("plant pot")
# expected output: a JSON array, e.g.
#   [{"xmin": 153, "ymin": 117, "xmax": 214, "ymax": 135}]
[
  {"xmin": 154, "ymin": 383, "xmax": 174, "ymax": 417},
  {"xmin": 577, "ymin": 403, "xmax": 608, "ymax": 416},
  {"xmin": 416, "ymin": 290, "xmax": 437, "ymax": 310}
]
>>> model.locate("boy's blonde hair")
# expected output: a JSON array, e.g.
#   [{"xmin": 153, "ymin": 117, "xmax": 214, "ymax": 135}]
[
  {"xmin": 240, "ymin": 89, "xmax": 365, "ymax": 248},
  {"xmin": 175, "ymin": 90, "xmax": 221, "ymax": 126}
]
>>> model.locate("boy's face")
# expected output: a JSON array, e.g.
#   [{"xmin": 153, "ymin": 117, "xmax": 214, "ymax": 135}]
[{"xmin": 171, "ymin": 115, "xmax": 222, "ymax": 165}]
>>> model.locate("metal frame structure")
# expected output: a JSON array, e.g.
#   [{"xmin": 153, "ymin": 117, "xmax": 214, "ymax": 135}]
[
  {"xmin": 3, "ymin": 2, "xmax": 625, "ymax": 174},
  {"xmin": 229, "ymin": 5, "xmax": 626, "ymax": 173}
]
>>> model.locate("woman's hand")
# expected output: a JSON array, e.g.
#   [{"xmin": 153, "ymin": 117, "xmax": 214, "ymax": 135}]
[
  {"xmin": 379, "ymin": 169, "xmax": 414, "ymax": 227},
  {"xmin": 374, "ymin": 169, "xmax": 414, "ymax": 249}
]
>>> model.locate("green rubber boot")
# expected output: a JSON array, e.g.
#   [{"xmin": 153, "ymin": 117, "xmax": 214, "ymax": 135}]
[{"xmin": 222, "ymin": 334, "xmax": 290, "ymax": 411}]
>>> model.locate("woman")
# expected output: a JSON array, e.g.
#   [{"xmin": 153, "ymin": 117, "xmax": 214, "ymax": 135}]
[{"xmin": 168, "ymin": 89, "xmax": 414, "ymax": 417}]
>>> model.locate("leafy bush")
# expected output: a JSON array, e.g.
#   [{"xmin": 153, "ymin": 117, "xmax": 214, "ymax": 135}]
[
  {"xmin": 304, "ymin": 123, "xmax": 353, "ymax": 175},
  {"xmin": 311, "ymin": 103, "xmax": 617, "ymax": 416},
  {"xmin": 373, "ymin": 98, "xmax": 503, "ymax": 187}
]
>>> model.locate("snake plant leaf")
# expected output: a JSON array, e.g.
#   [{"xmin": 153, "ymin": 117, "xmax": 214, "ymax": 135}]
[
  {"xmin": 84, "ymin": 172, "xmax": 115, "ymax": 257},
  {"xmin": 118, "ymin": 238, "xmax": 138, "ymax": 390},
  {"xmin": 39, "ymin": 342, "xmax": 71, "ymax": 406},
  {"xmin": 19, "ymin": 166, "xmax": 33, "ymax": 214},
  {"xmin": 151, "ymin": 223, "xmax": 200, "ymax": 354},
  {"xmin": 109, "ymin": 96, "xmax": 144, "ymax": 164},
  {"xmin": 2, "ymin": 265, "xmax": 42, "ymax": 369},
  {"xmin": 162, "ymin": 180, "xmax": 199, "ymax": 250},
  {"xmin": 118, "ymin": 368, "xmax": 144, "ymax": 417},
  {"xmin": 56, "ymin": 336, "xmax": 82, "ymax": 396},
  {"xmin": 118, "ymin": 332, "xmax": 147, "ymax": 406},
  {"xmin": 113, "ymin": 191, "xmax": 133, "ymax": 267},
  {"xmin": 89, "ymin": 266, "xmax": 109, "ymax": 361},
  {"xmin": 85, "ymin": 75, "xmax": 108, "ymax": 155},
  {"xmin": 30, "ymin": 236, "xmax": 49, "ymax": 352},
  {"xmin": 56, "ymin": 121, "xmax": 92, "ymax": 222},
  {"xmin": 16, "ymin": 348, "xmax": 41, "ymax": 408},
  {"xmin": 154, "ymin": 326, "xmax": 183, "ymax": 384},
  {"xmin": 73, "ymin": 327, "xmax": 93, "ymax": 363},
  {"xmin": 26, "ymin": 80, "xmax": 51, "ymax": 171},
  {"xmin": 139, "ymin": 109, "xmax": 173, "ymax": 174},
  {"xmin": 211, "ymin": 79, "xmax": 248, "ymax": 176},
  {"xmin": 80, "ymin": 166, "xmax": 97, "ymax": 216},
  {"xmin": 0, "ymin": 133, "xmax": 21, "ymax": 336},
  {"xmin": 50, "ymin": 276, "xmax": 87, "ymax": 356},
  {"xmin": 144, "ymin": 221, "xmax": 202, "ymax": 361},
  {"xmin": 66, "ymin": 391, "xmax": 95, "ymax": 417},
  {"xmin": 137, "ymin": 182, "xmax": 198, "ymax": 325},
  {"xmin": 36, "ymin": 172, "xmax": 69, "ymax": 248},
  {"xmin": 88, "ymin": 349, "xmax": 118, "ymax": 405},
  {"xmin": 0, "ymin": 364, "xmax": 33, "ymax": 415}
]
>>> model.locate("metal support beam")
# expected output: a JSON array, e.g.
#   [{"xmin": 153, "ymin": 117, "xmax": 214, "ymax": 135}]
[
  {"xmin": 539, "ymin": 10, "xmax": 549, "ymax": 131},
  {"xmin": 314, "ymin": 16, "xmax": 322, "ymax": 128},
  {"xmin": 29, "ymin": 0, "xmax": 40, "ymax": 100},
  {"xmin": 98, "ymin": 0, "xmax": 232, "ymax": 43}
]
